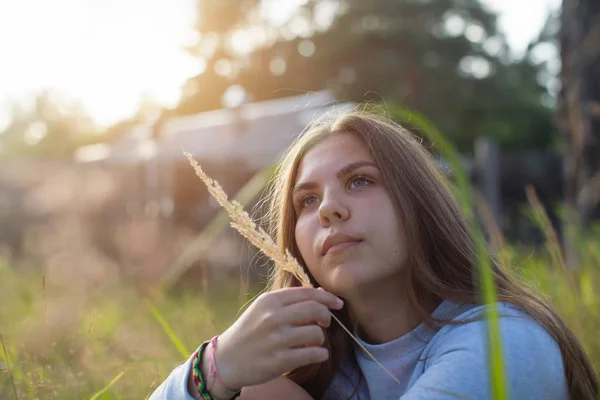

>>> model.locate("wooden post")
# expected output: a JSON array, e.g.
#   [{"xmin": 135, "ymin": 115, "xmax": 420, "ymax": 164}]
[
  {"xmin": 474, "ymin": 138, "xmax": 502, "ymax": 229},
  {"xmin": 160, "ymin": 159, "xmax": 174, "ymax": 220},
  {"xmin": 559, "ymin": 0, "xmax": 600, "ymax": 266}
]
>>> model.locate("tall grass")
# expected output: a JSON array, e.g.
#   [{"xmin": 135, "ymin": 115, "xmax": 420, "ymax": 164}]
[
  {"xmin": 1, "ymin": 224, "xmax": 599, "ymax": 398},
  {"xmin": 0, "ymin": 258, "xmax": 250, "ymax": 399}
]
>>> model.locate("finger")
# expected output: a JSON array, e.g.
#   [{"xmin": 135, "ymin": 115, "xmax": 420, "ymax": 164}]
[
  {"xmin": 275, "ymin": 287, "xmax": 343, "ymax": 310},
  {"xmin": 284, "ymin": 325, "xmax": 325, "ymax": 348},
  {"xmin": 278, "ymin": 347, "xmax": 329, "ymax": 372},
  {"xmin": 281, "ymin": 301, "xmax": 331, "ymax": 327}
]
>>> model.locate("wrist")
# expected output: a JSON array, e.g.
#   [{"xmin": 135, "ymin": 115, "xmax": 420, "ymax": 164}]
[{"xmin": 201, "ymin": 339, "xmax": 241, "ymax": 399}]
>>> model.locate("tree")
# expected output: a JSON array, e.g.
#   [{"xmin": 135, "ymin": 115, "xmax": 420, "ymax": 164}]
[
  {"xmin": 175, "ymin": 0, "xmax": 556, "ymax": 152},
  {"xmin": 559, "ymin": 0, "xmax": 600, "ymax": 226}
]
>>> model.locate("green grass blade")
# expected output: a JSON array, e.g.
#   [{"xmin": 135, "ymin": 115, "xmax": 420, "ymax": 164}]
[
  {"xmin": 89, "ymin": 370, "xmax": 126, "ymax": 400},
  {"xmin": 148, "ymin": 302, "xmax": 189, "ymax": 359},
  {"xmin": 389, "ymin": 105, "xmax": 508, "ymax": 400},
  {"xmin": 0, "ymin": 329, "xmax": 19, "ymax": 400}
]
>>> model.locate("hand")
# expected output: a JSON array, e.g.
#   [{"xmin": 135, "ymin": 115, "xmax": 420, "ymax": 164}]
[{"xmin": 214, "ymin": 287, "xmax": 344, "ymax": 391}]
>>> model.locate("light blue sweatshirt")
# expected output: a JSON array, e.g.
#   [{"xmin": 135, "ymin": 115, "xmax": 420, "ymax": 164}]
[{"xmin": 150, "ymin": 301, "xmax": 568, "ymax": 400}]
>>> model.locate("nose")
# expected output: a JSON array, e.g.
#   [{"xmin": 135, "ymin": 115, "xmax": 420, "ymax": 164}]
[{"xmin": 318, "ymin": 190, "xmax": 350, "ymax": 226}]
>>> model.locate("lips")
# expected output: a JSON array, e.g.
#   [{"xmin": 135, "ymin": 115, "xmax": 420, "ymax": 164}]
[{"xmin": 321, "ymin": 232, "xmax": 362, "ymax": 256}]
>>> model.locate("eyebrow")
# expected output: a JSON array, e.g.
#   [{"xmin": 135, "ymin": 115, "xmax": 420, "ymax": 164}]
[{"xmin": 292, "ymin": 161, "xmax": 379, "ymax": 195}]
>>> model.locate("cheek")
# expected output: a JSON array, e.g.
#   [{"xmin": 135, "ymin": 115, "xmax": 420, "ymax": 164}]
[
  {"xmin": 377, "ymin": 200, "xmax": 407, "ymax": 247},
  {"xmin": 294, "ymin": 218, "xmax": 316, "ymax": 263},
  {"xmin": 389, "ymin": 211, "xmax": 409, "ymax": 259}
]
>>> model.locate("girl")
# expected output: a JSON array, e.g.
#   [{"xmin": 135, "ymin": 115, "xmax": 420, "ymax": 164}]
[{"xmin": 151, "ymin": 109, "xmax": 598, "ymax": 399}]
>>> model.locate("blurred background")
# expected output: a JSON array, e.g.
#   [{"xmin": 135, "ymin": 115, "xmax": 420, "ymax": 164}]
[{"xmin": 0, "ymin": 0, "xmax": 599, "ymax": 398}]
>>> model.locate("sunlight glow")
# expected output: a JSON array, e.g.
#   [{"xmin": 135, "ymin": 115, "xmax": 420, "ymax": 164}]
[
  {"xmin": 0, "ymin": 0, "xmax": 198, "ymax": 127},
  {"xmin": 24, "ymin": 121, "xmax": 48, "ymax": 145},
  {"xmin": 483, "ymin": 0, "xmax": 561, "ymax": 56}
]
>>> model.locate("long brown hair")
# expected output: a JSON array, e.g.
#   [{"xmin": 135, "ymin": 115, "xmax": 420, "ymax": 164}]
[{"xmin": 262, "ymin": 108, "xmax": 598, "ymax": 399}]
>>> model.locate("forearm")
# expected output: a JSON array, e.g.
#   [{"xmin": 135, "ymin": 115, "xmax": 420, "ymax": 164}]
[
  {"xmin": 187, "ymin": 345, "xmax": 312, "ymax": 400},
  {"xmin": 239, "ymin": 376, "xmax": 313, "ymax": 400}
]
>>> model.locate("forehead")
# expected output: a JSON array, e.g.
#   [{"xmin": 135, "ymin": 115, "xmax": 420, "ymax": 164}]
[{"xmin": 295, "ymin": 133, "xmax": 373, "ymax": 183}]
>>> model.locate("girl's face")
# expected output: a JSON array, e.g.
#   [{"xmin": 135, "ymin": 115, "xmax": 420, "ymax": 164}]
[{"xmin": 292, "ymin": 133, "xmax": 409, "ymax": 297}]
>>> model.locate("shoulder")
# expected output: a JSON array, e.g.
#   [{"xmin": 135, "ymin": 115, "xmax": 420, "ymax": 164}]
[
  {"xmin": 430, "ymin": 302, "xmax": 561, "ymax": 356},
  {"xmin": 420, "ymin": 302, "xmax": 568, "ymax": 398}
]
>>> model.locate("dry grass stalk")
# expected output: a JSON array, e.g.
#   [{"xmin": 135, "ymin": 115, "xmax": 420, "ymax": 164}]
[
  {"xmin": 184, "ymin": 152, "xmax": 311, "ymax": 287},
  {"xmin": 525, "ymin": 185, "xmax": 578, "ymax": 292},
  {"xmin": 524, "ymin": 185, "xmax": 567, "ymax": 271},
  {"xmin": 184, "ymin": 151, "xmax": 401, "ymax": 385}
]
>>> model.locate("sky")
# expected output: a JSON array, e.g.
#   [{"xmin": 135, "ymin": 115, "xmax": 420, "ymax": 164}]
[{"xmin": 0, "ymin": 0, "xmax": 562, "ymax": 130}]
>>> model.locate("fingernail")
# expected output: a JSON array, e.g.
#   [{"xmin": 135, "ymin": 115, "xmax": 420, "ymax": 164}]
[{"xmin": 336, "ymin": 297, "xmax": 344, "ymax": 307}]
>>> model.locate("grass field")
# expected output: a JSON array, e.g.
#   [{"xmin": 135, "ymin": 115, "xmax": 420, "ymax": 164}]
[{"xmin": 0, "ymin": 221, "xmax": 599, "ymax": 399}]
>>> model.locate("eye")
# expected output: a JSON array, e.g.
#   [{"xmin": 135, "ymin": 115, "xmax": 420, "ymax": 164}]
[
  {"xmin": 294, "ymin": 194, "xmax": 319, "ymax": 210},
  {"xmin": 348, "ymin": 175, "xmax": 371, "ymax": 189},
  {"xmin": 303, "ymin": 196, "xmax": 318, "ymax": 207}
]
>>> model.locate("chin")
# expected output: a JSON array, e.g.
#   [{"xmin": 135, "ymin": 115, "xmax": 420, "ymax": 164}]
[
  {"xmin": 320, "ymin": 259, "xmax": 406, "ymax": 298},
  {"xmin": 320, "ymin": 262, "xmax": 378, "ymax": 297}
]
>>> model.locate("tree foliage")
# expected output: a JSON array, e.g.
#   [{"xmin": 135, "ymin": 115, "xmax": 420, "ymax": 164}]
[
  {"xmin": 175, "ymin": 0, "xmax": 557, "ymax": 152},
  {"xmin": 0, "ymin": 92, "xmax": 101, "ymax": 159},
  {"xmin": 0, "ymin": 1, "xmax": 561, "ymax": 157}
]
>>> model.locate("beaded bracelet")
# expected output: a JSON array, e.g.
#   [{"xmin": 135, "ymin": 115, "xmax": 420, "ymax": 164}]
[{"xmin": 191, "ymin": 340, "xmax": 241, "ymax": 400}]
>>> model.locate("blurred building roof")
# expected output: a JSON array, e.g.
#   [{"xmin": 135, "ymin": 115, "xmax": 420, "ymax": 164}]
[{"xmin": 76, "ymin": 91, "xmax": 351, "ymax": 168}]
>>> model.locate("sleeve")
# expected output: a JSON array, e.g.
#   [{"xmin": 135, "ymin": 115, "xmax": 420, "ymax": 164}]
[
  {"xmin": 400, "ymin": 311, "xmax": 569, "ymax": 400},
  {"xmin": 148, "ymin": 355, "xmax": 197, "ymax": 400}
]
